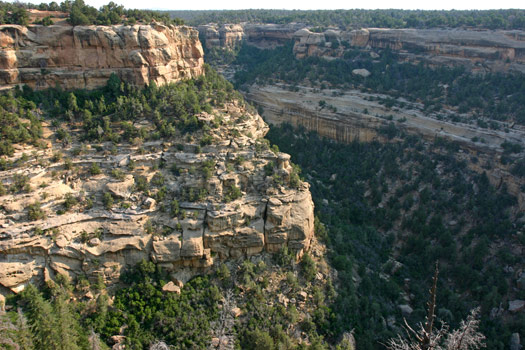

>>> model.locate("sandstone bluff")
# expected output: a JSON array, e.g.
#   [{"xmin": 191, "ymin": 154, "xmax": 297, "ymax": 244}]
[
  {"xmin": 0, "ymin": 101, "xmax": 315, "ymax": 295},
  {"xmin": 0, "ymin": 23, "xmax": 204, "ymax": 90},
  {"xmin": 0, "ymin": 23, "xmax": 315, "ymax": 296}
]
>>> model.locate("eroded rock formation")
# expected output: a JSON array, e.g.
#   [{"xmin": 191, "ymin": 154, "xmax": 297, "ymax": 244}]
[
  {"xmin": 198, "ymin": 24, "xmax": 245, "ymax": 50},
  {"xmin": 293, "ymin": 27, "xmax": 525, "ymax": 73},
  {"xmin": 0, "ymin": 103, "xmax": 315, "ymax": 295},
  {"xmin": 198, "ymin": 23, "xmax": 304, "ymax": 50},
  {"xmin": 0, "ymin": 23, "xmax": 204, "ymax": 90},
  {"xmin": 197, "ymin": 21, "xmax": 525, "ymax": 73}
]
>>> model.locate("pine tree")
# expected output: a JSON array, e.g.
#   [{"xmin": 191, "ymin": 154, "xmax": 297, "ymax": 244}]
[
  {"xmin": 20, "ymin": 284, "xmax": 59, "ymax": 350},
  {"xmin": 15, "ymin": 309, "xmax": 34, "ymax": 350},
  {"xmin": 53, "ymin": 292, "xmax": 81, "ymax": 350}
]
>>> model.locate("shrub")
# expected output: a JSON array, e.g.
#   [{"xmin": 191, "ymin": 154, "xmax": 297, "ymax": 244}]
[
  {"xmin": 27, "ymin": 202, "xmax": 45, "ymax": 221},
  {"xmin": 89, "ymin": 163, "xmax": 102, "ymax": 175},
  {"xmin": 103, "ymin": 193, "xmax": 114, "ymax": 210}
]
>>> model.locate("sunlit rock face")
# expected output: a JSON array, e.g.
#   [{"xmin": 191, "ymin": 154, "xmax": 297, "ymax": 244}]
[{"xmin": 0, "ymin": 23, "xmax": 204, "ymax": 90}]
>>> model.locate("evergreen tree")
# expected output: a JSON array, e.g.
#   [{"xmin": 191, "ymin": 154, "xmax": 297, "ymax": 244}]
[{"xmin": 20, "ymin": 284, "xmax": 59, "ymax": 350}]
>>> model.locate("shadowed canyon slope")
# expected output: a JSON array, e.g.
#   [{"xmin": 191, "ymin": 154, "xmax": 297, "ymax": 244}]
[{"xmin": 0, "ymin": 23, "xmax": 204, "ymax": 90}]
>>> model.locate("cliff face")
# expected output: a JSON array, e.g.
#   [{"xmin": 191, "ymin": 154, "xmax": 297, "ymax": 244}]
[
  {"xmin": 198, "ymin": 24, "xmax": 245, "ymax": 50},
  {"xmin": 0, "ymin": 23, "xmax": 204, "ymax": 90},
  {"xmin": 198, "ymin": 23, "xmax": 304, "ymax": 50},
  {"xmin": 0, "ymin": 102, "xmax": 315, "ymax": 294},
  {"xmin": 197, "ymin": 21, "xmax": 525, "ymax": 73},
  {"xmin": 294, "ymin": 27, "xmax": 525, "ymax": 73},
  {"xmin": 245, "ymin": 83, "xmax": 525, "ymax": 209}
]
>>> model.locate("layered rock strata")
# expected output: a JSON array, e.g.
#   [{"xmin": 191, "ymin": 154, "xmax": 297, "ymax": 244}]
[
  {"xmin": 0, "ymin": 23, "xmax": 204, "ymax": 90},
  {"xmin": 198, "ymin": 24, "xmax": 245, "ymax": 50},
  {"xmin": 198, "ymin": 23, "xmax": 304, "ymax": 50},
  {"xmin": 197, "ymin": 22, "xmax": 525, "ymax": 73},
  {"xmin": 245, "ymin": 83, "xmax": 525, "ymax": 208},
  {"xmin": 293, "ymin": 27, "xmax": 525, "ymax": 73},
  {"xmin": 0, "ymin": 103, "xmax": 314, "ymax": 294}
]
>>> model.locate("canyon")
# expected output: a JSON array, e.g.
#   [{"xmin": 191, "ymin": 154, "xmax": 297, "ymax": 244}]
[{"xmin": 199, "ymin": 23, "xmax": 525, "ymax": 73}]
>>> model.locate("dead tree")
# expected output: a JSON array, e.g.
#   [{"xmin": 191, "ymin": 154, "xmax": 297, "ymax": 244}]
[{"xmin": 385, "ymin": 262, "xmax": 485, "ymax": 350}]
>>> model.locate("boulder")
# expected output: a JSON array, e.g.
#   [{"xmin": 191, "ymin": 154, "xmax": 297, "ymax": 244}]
[
  {"xmin": 106, "ymin": 175, "xmax": 134, "ymax": 199},
  {"xmin": 162, "ymin": 281, "xmax": 181, "ymax": 293},
  {"xmin": 231, "ymin": 307, "xmax": 242, "ymax": 317},
  {"xmin": 398, "ymin": 304, "xmax": 413, "ymax": 315},
  {"xmin": 509, "ymin": 300, "xmax": 525, "ymax": 313},
  {"xmin": 297, "ymin": 291, "xmax": 308, "ymax": 302},
  {"xmin": 510, "ymin": 333, "xmax": 522, "ymax": 350},
  {"xmin": 352, "ymin": 68, "xmax": 371, "ymax": 77}
]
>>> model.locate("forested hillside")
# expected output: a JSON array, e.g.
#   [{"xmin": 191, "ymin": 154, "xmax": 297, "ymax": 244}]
[
  {"xmin": 170, "ymin": 9, "xmax": 525, "ymax": 29},
  {"xmin": 267, "ymin": 124, "xmax": 524, "ymax": 349}
]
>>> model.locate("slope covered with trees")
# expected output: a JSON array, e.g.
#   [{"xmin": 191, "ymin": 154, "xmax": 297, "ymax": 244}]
[
  {"xmin": 266, "ymin": 123, "xmax": 524, "ymax": 349},
  {"xmin": 170, "ymin": 9, "xmax": 525, "ymax": 30}
]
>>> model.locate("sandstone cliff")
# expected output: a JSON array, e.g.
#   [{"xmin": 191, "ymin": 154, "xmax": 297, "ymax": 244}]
[
  {"xmin": 245, "ymin": 83, "xmax": 525, "ymax": 209},
  {"xmin": 198, "ymin": 24, "xmax": 244, "ymax": 50},
  {"xmin": 293, "ymin": 27, "xmax": 525, "ymax": 73},
  {"xmin": 198, "ymin": 23, "xmax": 304, "ymax": 50},
  {"xmin": 197, "ymin": 21, "xmax": 525, "ymax": 73},
  {"xmin": 0, "ymin": 23, "xmax": 204, "ymax": 90},
  {"xmin": 0, "ymin": 102, "xmax": 315, "ymax": 295}
]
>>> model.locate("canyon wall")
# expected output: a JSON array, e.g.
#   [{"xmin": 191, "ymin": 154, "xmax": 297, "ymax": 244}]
[
  {"xmin": 198, "ymin": 21, "xmax": 525, "ymax": 73},
  {"xmin": 245, "ymin": 83, "xmax": 525, "ymax": 209},
  {"xmin": 198, "ymin": 23, "xmax": 304, "ymax": 50},
  {"xmin": 0, "ymin": 23, "xmax": 204, "ymax": 90},
  {"xmin": 294, "ymin": 27, "xmax": 525, "ymax": 73}
]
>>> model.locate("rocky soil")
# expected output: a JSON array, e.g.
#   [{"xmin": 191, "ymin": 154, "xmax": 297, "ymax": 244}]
[{"xmin": 0, "ymin": 102, "xmax": 315, "ymax": 296}]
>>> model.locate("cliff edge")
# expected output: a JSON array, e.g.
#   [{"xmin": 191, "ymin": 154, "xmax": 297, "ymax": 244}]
[{"xmin": 0, "ymin": 23, "xmax": 204, "ymax": 90}]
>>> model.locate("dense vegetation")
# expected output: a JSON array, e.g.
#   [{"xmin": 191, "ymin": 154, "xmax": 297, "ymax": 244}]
[
  {"xmin": 170, "ymin": 9, "xmax": 525, "ymax": 30},
  {"xmin": 0, "ymin": 64, "xmax": 236, "ymax": 152},
  {"xmin": 1, "ymin": 261, "xmax": 220, "ymax": 349},
  {"xmin": 0, "ymin": 0, "xmax": 183, "ymax": 26},
  {"xmin": 267, "ymin": 123, "xmax": 524, "ymax": 350},
  {"xmin": 233, "ymin": 42, "xmax": 525, "ymax": 126},
  {"xmin": 1, "ymin": 253, "xmax": 346, "ymax": 349}
]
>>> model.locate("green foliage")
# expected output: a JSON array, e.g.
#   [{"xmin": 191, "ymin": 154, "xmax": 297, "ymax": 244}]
[
  {"xmin": 95, "ymin": 261, "xmax": 220, "ymax": 349},
  {"xmin": 8, "ymin": 66, "xmax": 239, "ymax": 149},
  {"xmin": 233, "ymin": 43, "xmax": 525, "ymax": 126},
  {"xmin": 301, "ymin": 252, "xmax": 318, "ymax": 282},
  {"xmin": 103, "ymin": 192, "xmax": 114, "ymax": 210},
  {"xmin": 175, "ymin": 8, "xmax": 525, "ymax": 30},
  {"xmin": 89, "ymin": 162, "xmax": 102, "ymax": 175},
  {"xmin": 0, "ymin": 3, "xmax": 29, "ymax": 25},
  {"xmin": 63, "ymin": 193, "xmax": 78, "ymax": 211},
  {"xmin": 26, "ymin": 202, "xmax": 45, "ymax": 221},
  {"xmin": 223, "ymin": 184, "xmax": 242, "ymax": 202},
  {"xmin": 0, "ymin": 92, "xmax": 42, "ymax": 156},
  {"xmin": 18, "ymin": 283, "xmax": 85, "ymax": 350},
  {"xmin": 267, "ymin": 123, "xmax": 520, "ymax": 349}
]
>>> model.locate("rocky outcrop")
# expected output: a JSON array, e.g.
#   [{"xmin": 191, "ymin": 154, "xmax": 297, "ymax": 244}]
[
  {"xmin": 198, "ymin": 23, "xmax": 304, "ymax": 50},
  {"xmin": 198, "ymin": 24, "xmax": 245, "ymax": 50},
  {"xmin": 0, "ymin": 23, "xmax": 204, "ymax": 90},
  {"xmin": 0, "ymin": 102, "xmax": 315, "ymax": 295},
  {"xmin": 293, "ymin": 27, "xmax": 525, "ymax": 73},
  {"xmin": 243, "ymin": 23, "xmax": 305, "ymax": 48}
]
